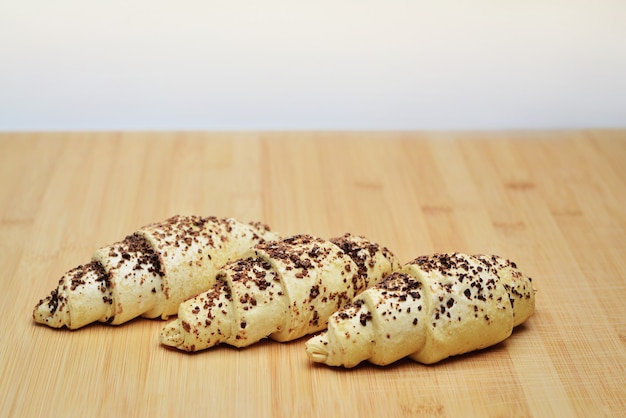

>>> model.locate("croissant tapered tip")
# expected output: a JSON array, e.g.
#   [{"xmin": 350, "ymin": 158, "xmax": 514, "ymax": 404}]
[
  {"xmin": 33, "ymin": 296, "xmax": 66, "ymax": 328},
  {"xmin": 33, "ymin": 299, "xmax": 50, "ymax": 321},
  {"xmin": 160, "ymin": 322, "xmax": 185, "ymax": 348},
  {"xmin": 305, "ymin": 334, "xmax": 329, "ymax": 363}
]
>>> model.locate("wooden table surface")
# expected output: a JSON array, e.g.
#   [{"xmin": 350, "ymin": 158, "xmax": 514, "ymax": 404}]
[{"xmin": 1, "ymin": 131, "xmax": 625, "ymax": 417}]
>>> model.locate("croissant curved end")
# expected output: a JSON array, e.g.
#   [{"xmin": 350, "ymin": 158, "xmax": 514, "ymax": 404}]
[
  {"xmin": 159, "ymin": 322, "xmax": 185, "ymax": 348},
  {"xmin": 33, "ymin": 297, "xmax": 66, "ymax": 328},
  {"xmin": 305, "ymin": 334, "xmax": 329, "ymax": 363}
]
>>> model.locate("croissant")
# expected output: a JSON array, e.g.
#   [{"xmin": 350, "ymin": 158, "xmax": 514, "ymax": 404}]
[
  {"xmin": 305, "ymin": 253, "xmax": 535, "ymax": 367},
  {"xmin": 159, "ymin": 233, "xmax": 400, "ymax": 352},
  {"xmin": 33, "ymin": 215, "xmax": 279, "ymax": 329}
]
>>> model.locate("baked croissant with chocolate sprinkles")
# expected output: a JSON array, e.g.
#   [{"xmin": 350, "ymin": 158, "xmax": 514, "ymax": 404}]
[
  {"xmin": 305, "ymin": 253, "xmax": 535, "ymax": 367},
  {"xmin": 159, "ymin": 233, "xmax": 400, "ymax": 352},
  {"xmin": 33, "ymin": 215, "xmax": 279, "ymax": 329}
]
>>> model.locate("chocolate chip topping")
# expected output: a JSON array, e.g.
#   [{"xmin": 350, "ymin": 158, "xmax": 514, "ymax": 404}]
[
  {"xmin": 331, "ymin": 233, "xmax": 383, "ymax": 280},
  {"xmin": 119, "ymin": 233, "xmax": 165, "ymax": 277},
  {"xmin": 43, "ymin": 289, "xmax": 60, "ymax": 316},
  {"xmin": 377, "ymin": 272, "xmax": 423, "ymax": 300},
  {"xmin": 257, "ymin": 235, "xmax": 331, "ymax": 280},
  {"xmin": 473, "ymin": 254, "xmax": 534, "ymax": 302},
  {"xmin": 37, "ymin": 260, "xmax": 113, "ymax": 317}
]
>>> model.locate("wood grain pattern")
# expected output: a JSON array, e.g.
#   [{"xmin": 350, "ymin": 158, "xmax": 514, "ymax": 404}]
[{"xmin": 1, "ymin": 131, "xmax": 625, "ymax": 417}]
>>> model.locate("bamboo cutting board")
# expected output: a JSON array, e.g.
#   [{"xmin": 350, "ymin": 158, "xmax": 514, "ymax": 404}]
[{"xmin": 1, "ymin": 131, "xmax": 625, "ymax": 417}]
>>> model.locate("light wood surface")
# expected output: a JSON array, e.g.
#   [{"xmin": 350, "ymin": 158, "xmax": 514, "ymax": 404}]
[{"xmin": 1, "ymin": 131, "xmax": 625, "ymax": 417}]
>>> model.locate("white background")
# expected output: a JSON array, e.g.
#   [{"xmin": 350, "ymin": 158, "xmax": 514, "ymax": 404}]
[{"xmin": 1, "ymin": 1, "xmax": 625, "ymax": 131}]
